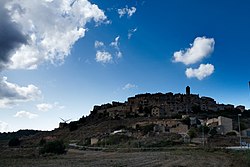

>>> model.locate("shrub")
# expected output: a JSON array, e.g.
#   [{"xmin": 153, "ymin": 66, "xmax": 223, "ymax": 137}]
[
  {"xmin": 8, "ymin": 137, "xmax": 20, "ymax": 147},
  {"xmin": 137, "ymin": 124, "xmax": 155, "ymax": 135},
  {"xmin": 40, "ymin": 140, "xmax": 66, "ymax": 155},
  {"xmin": 39, "ymin": 138, "xmax": 46, "ymax": 146},
  {"xmin": 143, "ymin": 140, "xmax": 174, "ymax": 147},
  {"xmin": 188, "ymin": 127, "xmax": 197, "ymax": 139},
  {"xmin": 99, "ymin": 135, "xmax": 133, "ymax": 146},
  {"xmin": 226, "ymin": 131, "xmax": 237, "ymax": 136},
  {"xmin": 198, "ymin": 125, "xmax": 210, "ymax": 134},
  {"xmin": 209, "ymin": 127, "xmax": 217, "ymax": 137}
]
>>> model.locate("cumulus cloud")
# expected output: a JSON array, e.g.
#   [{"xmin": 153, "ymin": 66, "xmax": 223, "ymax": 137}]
[
  {"xmin": 37, "ymin": 102, "xmax": 64, "ymax": 112},
  {"xmin": 123, "ymin": 83, "xmax": 137, "ymax": 90},
  {"xmin": 95, "ymin": 51, "xmax": 112, "ymax": 63},
  {"xmin": 1, "ymin": 0, "xmax": 106, "ymax": 70},
  {"xmin": 185, "ymin": 64, "xmax": 215, "ymax": 80},
  {"xmin": 94, "ymin": 41, "xmax": 104, "ymax": 48},
  {"xmin": 0, "ymin": 76, "xmax": 41, "ymax": 108},
  {"xmin": 118, "ymin": 6, "xmax": 136, "ymax": 18},
  {"xmin": 14, "ymin": 111, "xmax": 38, "ymax": 119},
  {"xmin": 0, "ymin": 121, "xmax": 9, "ymax": 132},
  {"xmin": 173, "ymin": 37, "xmax": 215, "ymax": 65},
  {"xmin": 0, "ymin": 0, "xmax": 28, "ymax": 70},
  {"xmin": 95, "ymin": 36, "xmax": 123, "ymax": 63},
  {"xmin": 128, "ymin": 28, "xmax": 137, "ymax": 39}
]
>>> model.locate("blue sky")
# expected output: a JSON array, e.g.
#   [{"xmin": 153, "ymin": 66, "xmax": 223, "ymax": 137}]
[{"xmin": 0, "ymin": 0, "xmax": 250, "ymax": 132}]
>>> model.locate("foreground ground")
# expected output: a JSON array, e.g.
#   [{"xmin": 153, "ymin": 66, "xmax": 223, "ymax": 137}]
[{"xmin": 0, "ymin": 147, "xmax": 250, "ymax": 167}]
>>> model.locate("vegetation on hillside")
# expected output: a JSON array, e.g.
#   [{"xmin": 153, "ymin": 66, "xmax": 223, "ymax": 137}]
[
  {"xmin": 39, "ymin": 140, "xmax": 66, "ymax": 155},
  {"xmin": 8, "ymin": 137, "xmax": 21, "ymax": 147},
  {"xmin": 0, "ymin": 130, "xmax": 42, "ymax": 140}
]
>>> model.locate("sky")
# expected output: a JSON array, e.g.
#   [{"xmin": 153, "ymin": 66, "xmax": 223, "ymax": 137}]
[{"xmin": 1, "ymin": 0, "xmax": 250, "ymax": 132}]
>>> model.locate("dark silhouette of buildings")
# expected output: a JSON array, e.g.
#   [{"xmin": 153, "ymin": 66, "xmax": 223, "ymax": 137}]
[{"xmin": 91, "ymin": 86, "xmax": 243, "ymax": 119}]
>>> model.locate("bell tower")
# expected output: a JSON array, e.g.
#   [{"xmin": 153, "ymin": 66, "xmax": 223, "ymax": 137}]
[{"xmin": 186, "ymin": 86, "xmax": 190, "ymax": 95}]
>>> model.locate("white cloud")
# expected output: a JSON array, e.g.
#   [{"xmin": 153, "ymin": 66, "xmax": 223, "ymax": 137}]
[
  {"xmin": 173, "ymin": 37, "xmax": 215, "ymax": 65},
  {"xmin": 37, "ymin": 103, "xmax": 53, "ymax": 112},
  {"xmin": 110, "ymin": 36, "xmax": 122, "ymax": 58},
  {"xmin": 0, "ymin": 77, "xmax": 41, "ymax": 108},
  {"xmin": 0, "ymin": 121, "xmax": 9, "ymax": 132},
  {"xmin": 95, "ymin": 36, "xmax": 122, "ymax": 63},
  {"xmin": 110, "ymin": 36, "xmax": 120, "ymax": 49},
  {"xmin": 123, "ymin": 83, "xmax": 137, "ymax": 90},
  {"xmin": 14, "ymin": 111, "xmax": 38, "ymax": 119},
  {"xmin": 94, "ymin": 41, "xmax": 104, "ymax": 48},
  {"xmin": 118, "ymin": 6, "xmax": 136, "ymax": 18},
  {"xmin": 116, "ymin": 51, "xmax": 123, "ymax": 58},
  {"xmin": 185, "ymin": 64, "xmax": 215, "ymax": 80},
  {"xmin": 95, "ymin": 51, "xmax": 112, "ymax": 63},
  {"xmin": 36, "ymin": 102, "xmax": 65, "ymax": 112},
  {"xmin": 128, "ymin": 28, "xmax": 137, "ymax": 39},
  {"xmin": 3, "ymin": 0, "xmax": 106, "ymax": 70},
  {"xmin": 54, "ymin": 102, "xmax": 65, "ymax": 110}
]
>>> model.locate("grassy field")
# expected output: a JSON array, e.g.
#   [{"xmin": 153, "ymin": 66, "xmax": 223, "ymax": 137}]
[{"xmin": 0, "ymin": 147, "xmax": 250, "ymax": 167}]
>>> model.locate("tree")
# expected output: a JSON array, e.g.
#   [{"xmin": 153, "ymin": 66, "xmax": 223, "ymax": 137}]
[
  {"xmin": 8, "ymin": 137, "xmax": 21, "ymax": 147},
  {"xmin": 209, "ymin": 127, "xmax": 217, "ymax": 137},
  {"xmin": 198, "ymin": 125, "xmax": 210, "ymax": 134},
  {"xmin": 40, "ymin": 140, "xmax": 66, "ymax": 155}
]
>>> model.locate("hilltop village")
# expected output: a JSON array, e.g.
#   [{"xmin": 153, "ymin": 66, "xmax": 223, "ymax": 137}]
[
  {"xmin": 66, "ymin": 86, "xmax": 249, "ymax": 146},
  {"xmin": 91, "ymin": 86, "xmax": 246, "ymax": 119},
  {"xmin": 2, "ymin": 86, "xmax": 250, "ymax": 157}
]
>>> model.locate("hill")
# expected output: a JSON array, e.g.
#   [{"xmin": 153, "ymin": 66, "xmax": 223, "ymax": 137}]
[{"xmin": 2, "ymin": 88, "xmax": 250, "ymax": 149}]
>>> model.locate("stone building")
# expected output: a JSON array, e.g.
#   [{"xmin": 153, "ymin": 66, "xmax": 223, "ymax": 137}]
[
  {"xmin": 170, "ymin": 123, "xmax": 189, "ymax": 134},
  {"xmin": 206, "ymin": 116, "xmax": 233, "ymax": 135},
  {"xmin": 151, "ymin": 106, "xmax": 165, "ymax": 117},
  {"xmin": 236, "ymin": 105, "xmax": 246, "ymax": 112}
]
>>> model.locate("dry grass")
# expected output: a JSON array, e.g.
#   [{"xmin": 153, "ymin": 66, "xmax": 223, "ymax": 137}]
[{"xmin": 0, "ymin": 147, "xmax": 249, "ymax": 167}]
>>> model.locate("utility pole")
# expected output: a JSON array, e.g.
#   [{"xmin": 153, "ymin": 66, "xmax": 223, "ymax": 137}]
[
  {"xmin": 238, "ymin": 114, "xmax": 242, "ymax": 148},
  {"xmin": 200, "ymin": 120, "xmax": 205, "ymax": 147},
  {"xmin": 202, "ymin": 123, "xmax": 205, "ymax": 147}
]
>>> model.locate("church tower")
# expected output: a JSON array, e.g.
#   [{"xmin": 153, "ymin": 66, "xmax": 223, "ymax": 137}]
[{"xmin": 186, "ymin": 86, "xmax": 190, "ymax": 95}]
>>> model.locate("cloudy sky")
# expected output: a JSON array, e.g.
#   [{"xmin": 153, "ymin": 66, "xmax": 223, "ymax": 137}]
[{"xmin": 1, "ymin": 0, "xmax": 250, "ymax": 132}]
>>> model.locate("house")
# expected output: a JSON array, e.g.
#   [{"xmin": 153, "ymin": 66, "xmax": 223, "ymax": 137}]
[
  {"xmin": 224, "ymin": 104, "xmax": 234, "ymax": 110},
  {"xmin": 200, "ymin": 97, "xmax": 217, "ymax": 111},
  {"xmin": 151, "ymin": 106, "xmax": 165, "ymax": 117},
  {"xmin": 91, "ymin": 138, "xmax": 99, "ymax": 145},
  {"xmin": 153, "ymin": 124, "xmax": 166, "ymax": 133},
  {"xmin": 206, "ymin": 116, "xmax": 233, "ymax": 135},
  {"xmin": 190, "ymin": 117, "xmax": 197, "ymax": 126},
  {"xmin": 242, "ymin": 128, "xmax": 250, "ymax": 137},
  {"xmin": 206, "ymin": 118, "xmax": 218, "ymax": 127},
  {"xmin": 59, "ymin": 122, "xmax": 68, "ymax": 128},
  {"xmin": 107, "ymin": 105, "xmax": 130, "ymax": 119},
  {"xmin": 170, "ymin": 123, "xmax": 188, "ymax": 134},
  {"xmin": 236, "ymin": 105, "xmax": 246, "ymax": 112}
]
